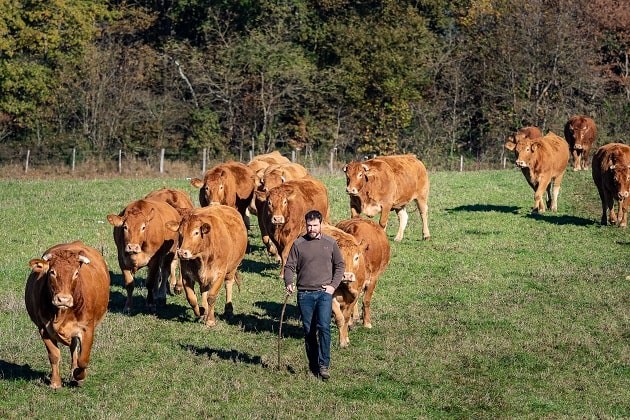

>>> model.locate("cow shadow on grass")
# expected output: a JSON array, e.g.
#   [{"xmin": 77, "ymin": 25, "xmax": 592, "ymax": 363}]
[
  {"xmin": 239, "ymin": 256, "xmax": 279, "ymax": 276},
  {"xmin": 526, "ymin": 213, "xmax": 596, "ymax": 226},
  {"xmin": 106, "ymin": 271, "xmax": 191, "ymax": 322},
  {"xmin": 446, "ymin": 204, "xmax": 520, "ymax": 214},
  {"xmin": 0, "ymin": 360, "xmax": 43, "ymax": 383},
  {"xmin": 221, "ymin": 301, "xmax": 303, "ymax": 339},
  {"xmin": 178, "ymin": 344, "xmax": 295, "ymax": 371}
]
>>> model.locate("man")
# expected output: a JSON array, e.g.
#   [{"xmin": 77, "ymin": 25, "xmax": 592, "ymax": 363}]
[{"xmin": 283, "ymin": 209, "xmax": 345, "ymax": 380}]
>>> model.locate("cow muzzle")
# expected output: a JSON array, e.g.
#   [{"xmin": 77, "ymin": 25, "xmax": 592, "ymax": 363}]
[
  {"xmin": 52, "ymin": 294, "xmax": 74, "ymax": 308},
  {"xmin": 346, "ymin": 187, "xmax": 359, "ymax": 195},
  {"xmin": 515, "ymin": 160, "xmax": 528, "ymax": 168},
  {"xmin": 342, "ymin": 272, "xmax": 356, "ymax": 283},
  {"xmin": 617, "ymin": 191, "xmax": 629, "ymax": 200},
  {"xmin": 177, "ymin": 249, "xmax": 194, "ymax": 260},
  {"xmin": 125, "ymin": 243, "xmax": 142, "ymax": 254},
  {"xmin": 271, "ymin": 215, "xmax": 285, "ymax": 225}
]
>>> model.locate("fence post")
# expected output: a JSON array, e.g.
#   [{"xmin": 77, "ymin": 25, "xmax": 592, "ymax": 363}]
[
  {"xmin": 72, "ymin": 148, "xmax": 76, "ymax": 172},
  {"xmin": 118, "ymin": 150, "xmax": 122, "ymax": 173},
  {"xmin": 460, "ymin": 155, "xmax": 464, "ymax": 172},
  {"xmin": 249, "ymin": 149, "xmax": 253, "ymax": 161},
  {"xmin": 291, "ymin": 150, "xmax": 296, "ymax": 163},
  {"xmin": 25, "ymin": 149, "xmax": 30, "ymax": 173},
  {"xmin": 202, "ymin": 148, "xmax": 207, "ymax": 173},
  {"xmin": 159, "ymin": 148, "xmax": 165, "ymax": 174},
  {"xmin": 329, "ymin": 147, "xmax": 337, "ymax": 173}
]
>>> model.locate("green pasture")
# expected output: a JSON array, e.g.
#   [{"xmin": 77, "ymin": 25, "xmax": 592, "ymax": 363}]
[{"xmin": 0, "ymin": 169, "xmax": 628, "ymax": 418}]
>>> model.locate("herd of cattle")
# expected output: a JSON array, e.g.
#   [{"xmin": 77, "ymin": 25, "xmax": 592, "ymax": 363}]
[{"xmin": 24, "ymin": 114, "xmax": 629, "ymax": 388}]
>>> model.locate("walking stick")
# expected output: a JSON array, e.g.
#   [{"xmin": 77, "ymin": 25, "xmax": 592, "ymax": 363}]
[{"xmin": 277, "ymin": 292, "xmax": 290, "ymax": 370}]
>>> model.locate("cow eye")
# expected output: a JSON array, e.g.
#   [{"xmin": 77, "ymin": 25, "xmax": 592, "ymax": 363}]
[{"xmin": 219, "ymin": 184, "xmax": 224, "ymax": 190}]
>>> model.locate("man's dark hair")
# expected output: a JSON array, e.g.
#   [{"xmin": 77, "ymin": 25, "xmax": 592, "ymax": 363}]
[{"xmin": 305, "ymin": 209, "xmax": 323, "ymax": 223}]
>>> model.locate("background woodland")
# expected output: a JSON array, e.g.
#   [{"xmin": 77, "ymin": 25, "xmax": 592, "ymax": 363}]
[{"xmin": 0, "ymin": 0, "xmax": 628, "ymax": 170}]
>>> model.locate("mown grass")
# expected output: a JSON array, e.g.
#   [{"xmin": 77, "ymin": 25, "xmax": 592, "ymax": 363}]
[{"xmin": 0, "ymin": 168, "xmax": 628, "ymax": 418}]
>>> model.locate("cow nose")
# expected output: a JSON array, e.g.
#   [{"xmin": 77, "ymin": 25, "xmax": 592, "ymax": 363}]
[
  {"xmin": 346, "ymin": 187, "xmax": 357, "ymax": 195},
  {"xmin": 271, "ymin": 215, "xmax": 285, "ymax": 225},
  {"xmin": 52, "ymin": 294, "xmax": 74, "ymax": 308},
  {"xmin": 178, "ymin": 249, "xmax": 193, "ymax": 260},
  {"xmin": 125, "ymin": 244, "xmax": 141, "ymax": 254},
  {"xmin": 620, "ymin": 191, "xmax": 629, "ymax": 198},
  {"xmin": 342, "ymin": 272, "xmax": 356, "ymax": 283}
]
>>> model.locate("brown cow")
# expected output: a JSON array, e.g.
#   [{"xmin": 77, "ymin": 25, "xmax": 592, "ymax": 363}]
[
  {"xmin": 144, "ymin": 188, "xmax": 194, "ymax": 294},
  {"xmin": 107, "ymin": 199, "xmax": 180, "ymax": 313},
  {"xmin": 343, "ymin": 154, "xmax": 430, "ymax": 241},
  {"xmin": 25, "ymin": 241, "xmax": 110, "ymax": 389},
  {"xmin": 510, "ymin": 132, "xmax": 570, "ymax": 213},
  {"xmin": 248, "ymin": 151, "xmax": 291, "ymax": 185},
  {"xmin": 254, "ymin": 163, "xmax": 310, "ymax": 259},
  {"xmin": 165, "ymin": 205, "xmax": 247, "ymax": 327},
  {"xmin": 321, "ymin": 224, "xmax": 368, "ymax": 348},
  {"xmin": 191, "ymin": 161, "xmax": 255, "ymax": 230},
  {"xmin": 257, "ymin": 177, "xmax": 329, "ymax": 275},
  {"xmin": 564, "ymin": 115, "xmax": 597, "ymax": 171},
  {"xmin": 592, "ymin": 143, "xmax": 630, "ymax": 227},
  {"xmin": 505, "ymin": 126, "xmax": 544, "ymax": 191}
]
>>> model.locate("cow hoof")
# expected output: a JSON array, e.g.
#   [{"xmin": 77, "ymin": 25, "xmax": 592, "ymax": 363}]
[
  {"xmin": 423, "ymin": 235, "xmax": 431, "ymax": 241},
  {"xmin": 394, "ymin": 236, "xmax": 403, "ymax": 242},
  {"xmin": 340, "ymin": 340, "xmax": 349, "ymax": 348},
  {"xmin": 204, "ymin": 320, "xmax": 217, "ymax": 328},
  {"xmin": 364, "ymin": 322, "xmax": 373, "ymax": 329},
  {"xmin": 173, "ymin": 286, "xmax": 183, "ymax": 295}
]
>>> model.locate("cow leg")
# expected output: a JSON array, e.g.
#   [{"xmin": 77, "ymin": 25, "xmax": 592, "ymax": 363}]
[
  {"xmin": 122, "ymin": 269, "xmax": 135, "ymax": 314},
  {"xmin": 572, "ymin": 149, "xmax": 580, "ymax": 171},
  {"xmin": 182, "ymin": 277, "xmax": 202, "ymax": 318},
  {"xmin": 550, "ymin": 172, "xmax": 565, "ymax": 212},
  {"xmin": 71, "ymin": 333, "xmax": 92, "ymax": 386},
  {"xmin": 332, "ymin": 299, "xmax": 349, "ymax": 348},
  {"xmin": 362, "ymin": 277, "xmax": 380, "ymax": 329},
  {"xmin": 618, "ymin": 198, "xmax": 628, "ymax": 228},
  {"xmin": 378, "ymin": 206, "xmax": 392, "ymax": 231},
  {"xmin": 41, "ymin": 333, "xmax": 62, "ymax": 389},
  {"xmin": 606, "ymin": 193, "xmax": 617, "ymax": 225},
  {"xmin": 145, "ymin": 262, "xmax": 159, "ymax": 313},
  {"xmin": 223, "ymin": 271, "xmax": 236, "ymax": 317},
  {"xmin": 394, "ymin": 208, "xmax": 408, "ymax": 242},
  {"xmin": 170, "ymin": 257, "xmax": 183, "ymax": 295},
  {"xmin": 203, "ymin": 274, "xmax": 226, "ymax": 327},
  {"xmin": 350, "ymin": 195, "xmax": 361, "ymax": 218},
  {"xmin": 414, "ymin": 197, "xmax": 431, "ymax": 240},
  {"xmin": 533, "ymin": 178, "xmax": 550, "ymax": 213},
  {"xmin": 154, "ymin": 254, "xmax": 174, "ymax": 307}
]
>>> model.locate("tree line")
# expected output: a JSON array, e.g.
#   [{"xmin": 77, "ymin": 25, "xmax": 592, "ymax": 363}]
[{"xmin": 0, "ymin": 0, "xmax": 628, "ymax": 170}]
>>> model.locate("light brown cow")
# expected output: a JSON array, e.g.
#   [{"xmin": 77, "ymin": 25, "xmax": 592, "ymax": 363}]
[
  {"xmin": 343, "ymin": 154, "xmax": 430, "ymax": 241},
  {"xmin": 247, "ymin": 152, "xmax": 292, "ymax": 216},
  {"xmin": 592, "ymin": 143, "xmax": 630, "ymax": 227},
  {"xmin": 25, "ymin": 241, "xmax": 110, "ymax": 389},
  {"xmin": 334, "ymin": 217, "xmax": 390, "ymax": 346},
  {"xmin": 321, "ymin": 224, "xmax": 368, "ymax": 348},
  {"xmin": 166, "ymin": 205, "xmax": 247, "ymax": 327},
  {"xmin": 257, "ymin": 177, "xmax": 329, "ymax": 275},
  {"xmin": 505, "ymin": 126, "xmax": 544, "ymax": 191},
  {"xmin": 564, "ymin": 115, "xmax": 597, "ymax": 171},
  {"xmin": 509, "ymin": 132, "xmax": 570, "ymax": 213},
  {"xmin": 254, "ymin": 163, "xmax": 310, "ymax": 259},
  {"xmin": 107, "ymin": 199, "xmax": 180, "ymax": 313},
  {"xmin": 190, "ymin": 161, "xmax": 255, "ymax": 230},
  {"xmin": 144, "ymin": 188, "xmax": 194, "ymax": 294}
]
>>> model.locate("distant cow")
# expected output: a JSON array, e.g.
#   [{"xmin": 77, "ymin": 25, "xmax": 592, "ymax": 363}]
[
  {"xmin": 508, "ymin": 132, "xmax": 570, "ymax": 213},
  {"xmin": 166, "ymin": 205, "xmax": 247, "ymax": 327},
  {"xmin": 144, "ymin": 188, "xmax": 194, "ymax": 293},
  {"xmin": 343, "ymin": 154, "xmax": 430, "ymax": 241},
  {"xmin": 334, "ymin": 217, "xmax": 391, "ymax": 347},
  {"xmin": 25, "ymin": 241, "xmax": 110, "ymax": 389},
  {"xmin": 107, "ymin": 199, "xmax": 180, "ymax": 313},
  {"xmin": 191, "ymin": 161, "xmax": 255, "ymax": 230},
  {"xmin": 257, "ymin": 177, "xmax": 329, "ymax": 275},
  {"xmin": 505, "ymin": 126, "xmax": 544, "ymax": 190},
  {"xmin": 592, "ymin": 143, "xmax": 630, "ymax": 227},
  {"xmin": 564, "ymin": 115, "xmax": 597, "ymax": 171}
]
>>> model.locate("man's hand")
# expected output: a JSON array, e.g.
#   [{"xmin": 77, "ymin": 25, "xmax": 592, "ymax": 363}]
[
  {"xmin": 322, "ymin": 285, "xmax": 335, "ymax": 295},
  {"xmin": 285, "ymin": 283, "xmax": 295, "ymax": 295}
]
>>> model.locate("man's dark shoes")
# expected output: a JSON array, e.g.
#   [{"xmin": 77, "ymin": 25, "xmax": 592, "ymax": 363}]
[{"xmin": 319, "ymin": 366, "xmax": 330, "ymax": 380}]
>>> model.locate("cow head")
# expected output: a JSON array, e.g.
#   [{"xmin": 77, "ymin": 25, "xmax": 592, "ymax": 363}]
[
  {"xmin": 166, "ymin": 214, "xmax": 211, "ymax": 260},
  {"xmin": 29, "ymin": 250, "xmax": 91, "ymax": 309},
  {"xmin": 191, "ymin": 168, "xmax": 228, "ymax": 207},
  {"xmin": 108, "ymin": 205, "xmax": 156, "ymax": 255},
  {"xmin": 322, "ymin": 225, "xmax": 368, "ymax": 284},
  {"xmin": 266, "ymin": 186, "xmax": 294, "ymax": 226},
  {"xmin": 569, "ymin": 117, "xmax": 591, "ymax": 148},
  {"xmin": 343, "ymin": 162, "xmax": 369, "ymax": 196},
  {"xmin": 260, "ymin": 170, "xmax": 287, "ymax": 193},
  {"xmin": 514, "ymin": 139, "xmax": 539, "ymax": 168},
  {"xmin": 609, "ymin": 163, "xmax": 630, "ymax": 201}
]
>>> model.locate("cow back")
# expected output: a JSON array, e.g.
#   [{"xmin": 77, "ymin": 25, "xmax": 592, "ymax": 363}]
[
  {"xmin": 336, "ymin": 217, "xmax": 391, "ymax": 279},
  {"xmin": 145, "ymin": 188, "xmax": 194, "ymax": 210}
]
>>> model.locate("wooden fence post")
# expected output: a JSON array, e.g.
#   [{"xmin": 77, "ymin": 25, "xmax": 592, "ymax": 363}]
[
  {"xmin": 460, "ymin": 155, "xmax": 464, "ymax": 172},
  {"xmin": 202, "ymin": 148, "xmax": 207, "ymax": 173},
  {"xmin": 72, "ymin": 148, "xmax": 76, "ymax": 172},
  {"xmin": 25, "ymin": 149, "xmax": 30, "ymax": 173},
  {"xmin": 159, "ymin": 148, "xmax": 165, "ymax": 174},
  {"xmin": 118, "ymin": 150, "xmax": 122, "ymax": 173}
]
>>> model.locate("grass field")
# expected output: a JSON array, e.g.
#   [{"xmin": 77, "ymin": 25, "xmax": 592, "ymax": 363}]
[{"xmin": 0, "ymin": 168, "xmax": 628, "ymax": 418}]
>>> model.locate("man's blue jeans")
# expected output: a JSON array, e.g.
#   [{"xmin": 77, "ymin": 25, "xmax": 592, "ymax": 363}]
[{"xmin": 297, "ymin": 290, "xmax": 333, "ymax": 371}]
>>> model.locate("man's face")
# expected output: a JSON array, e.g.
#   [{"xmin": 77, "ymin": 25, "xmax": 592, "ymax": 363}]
[{"xmin": 306, "ymin": 218, "xmax": 321, "ymax": 238}]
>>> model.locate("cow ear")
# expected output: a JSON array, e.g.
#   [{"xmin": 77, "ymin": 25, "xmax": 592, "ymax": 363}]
[
  {"xmin": 201, "ymin": 223, "xmax": 211, "ymax": 235},
  {"xmin": 280, "ymin": 175, "xmax": 286, "ymax": 183},
  {"xmin": 361, "ymin": 164, "xmax": 369, "ymax": 172},
  {"xmin": 342, "ymin": 164, "xmax": 348, "ymax": 173},
  {"xmin": 531, "ymin": 142, "xmax": 539, "ymax": 152},
  {"xmin": 504, "ymin": 141, "xmax": 516, "ymax": 151},
  {"xmin": 191, "ymin": 178, "xmax": 204, "ymax": 189},
  {"xmin": 107, "ymin": 214, "xmax": 124, "ymax": 227},
  {"xmin": 29, "ymin": 258, "xmax": 49, "ymax": 273},
  {"xmin": 146, "ymin": 207, "xmax": 156, "ymax": 222},
  {"xmin": 165, "ymin": 221, "xmax": 180, "ymax": 232}
]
